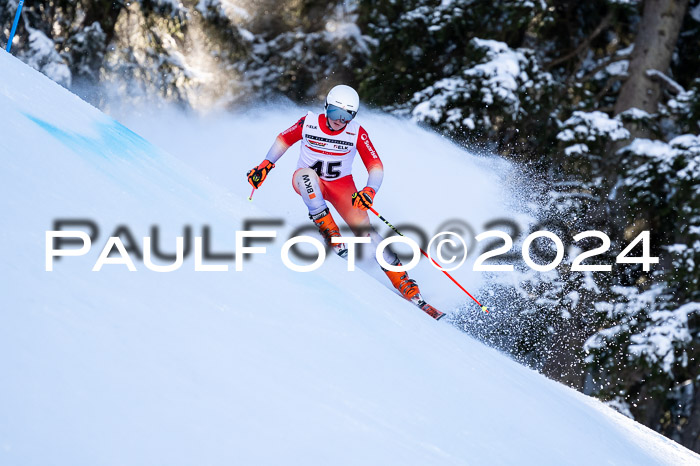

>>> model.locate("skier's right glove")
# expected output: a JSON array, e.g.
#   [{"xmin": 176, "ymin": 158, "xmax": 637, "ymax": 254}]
[{"xmin": 247, "ymin": 160, "xmax": 275, "ymax": 188}]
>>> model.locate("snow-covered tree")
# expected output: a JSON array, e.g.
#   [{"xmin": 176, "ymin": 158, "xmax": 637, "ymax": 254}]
[{"xmin": 405, "ymin": 38, "xmax": 554, "ymax": 151}]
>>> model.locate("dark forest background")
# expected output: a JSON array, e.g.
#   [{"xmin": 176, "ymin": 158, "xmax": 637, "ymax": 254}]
[{"xmin": 2, "ymin": 0, "xmax": 699, "ymax": 452}]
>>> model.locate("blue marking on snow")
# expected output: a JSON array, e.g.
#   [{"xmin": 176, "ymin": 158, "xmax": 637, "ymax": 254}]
[
  {"xmin": 24, "ymin": 113, "xmax": 159, "ymax": 160},
  {"xmin": 24, "ymin": 113, "xmax": 211, "ymax": 201}
]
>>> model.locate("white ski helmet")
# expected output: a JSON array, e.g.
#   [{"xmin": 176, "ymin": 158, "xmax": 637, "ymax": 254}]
[{"xmin": 325, "ymin": 84, "xmax": 359, "ymax": 122}]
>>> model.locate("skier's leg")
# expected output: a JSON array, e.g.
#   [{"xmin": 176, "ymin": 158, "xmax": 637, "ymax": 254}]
[
  {"xmin": 323, "ymin": 175, "xmax": 394, "ymax": 261},
  {"xmin": 292, "ymin": 168, "xmax": 347, "ymax": 257},
  {"xmin": 324, "ymin": 175, "xmax": 421, "ymax": 300},
  {"xmin": 321, "ymin": 176, "xmax": 369, "ymax": 231},
  {"xmin": 323, "ymin": 175, "xmax": 377, "ymax": 235},
  {"xmin": 292, "ymin": 167, "xmax": 328, "ymax": 215}
]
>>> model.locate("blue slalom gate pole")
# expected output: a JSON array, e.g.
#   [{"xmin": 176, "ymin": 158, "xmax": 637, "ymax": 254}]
[{"xmin": 6, "ymin": 0, "xmax": 25, "ymax": 53}]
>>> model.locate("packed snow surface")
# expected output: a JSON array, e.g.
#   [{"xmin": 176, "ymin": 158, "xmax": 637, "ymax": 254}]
[{"xmin": 1, "ymin": 50, "xmax": 699, "ymax": 465}]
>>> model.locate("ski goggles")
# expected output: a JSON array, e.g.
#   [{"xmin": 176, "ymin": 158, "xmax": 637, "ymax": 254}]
[{"xmin": 326, "ymin": 104, "xmax": 357, "ymax": 123}]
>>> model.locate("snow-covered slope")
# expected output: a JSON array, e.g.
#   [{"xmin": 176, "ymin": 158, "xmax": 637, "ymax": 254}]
[{"xmin": 1, "ymin": 50, "xmax": 698, "ymax": 466}]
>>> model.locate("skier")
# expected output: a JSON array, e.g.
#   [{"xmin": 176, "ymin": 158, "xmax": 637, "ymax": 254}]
[{"xmin": 246, "ymin": 84, "xmax": 430, "ymax": 305}]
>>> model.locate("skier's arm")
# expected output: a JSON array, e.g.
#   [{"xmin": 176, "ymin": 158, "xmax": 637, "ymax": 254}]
[
  {"xmin": 351, "ymin": 126, "xmax": 384, "ymax": 210},
  {"xmin": 248, "ymin": 117, "xmax": 305, "ymax": 189},
  {"xmin": 264, "ymin": 116, "xmax": 305, "ymax": 163},
  {"xmin": 357, "ymin": 126, "xmax": 384, "ymax": 192}
]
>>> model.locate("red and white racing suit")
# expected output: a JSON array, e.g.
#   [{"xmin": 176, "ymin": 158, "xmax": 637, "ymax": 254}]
[
  {"xmin": 263, "ymin": 111, "xmax": 400, "ymax": 265},
  {"xmin": 264, "ymin": 111, "xmax": 384, "ymax": 236}
]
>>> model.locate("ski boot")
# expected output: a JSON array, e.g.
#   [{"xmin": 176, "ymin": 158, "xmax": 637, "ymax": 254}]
[
  {"xmin": 383, "ymin": 260, "xmax": 421, "ymax": 300},
  {"xmin": 383, "ymin": 260, "xmax": 445, "ymax": 320},
  {"xmin": 310, "ymin": 207, "xmax": 348, "ymax": 258}
]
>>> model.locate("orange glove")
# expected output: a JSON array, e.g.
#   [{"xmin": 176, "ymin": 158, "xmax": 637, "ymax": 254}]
[
  {"xmin": 351, "ymin": 187, "xmax": 376, "ymax": 210},
  {"xmin": 247, "ymin": 160, "xmax": 275, "ymax": 188}
]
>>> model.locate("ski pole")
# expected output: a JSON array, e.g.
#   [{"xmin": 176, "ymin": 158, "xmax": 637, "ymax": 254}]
[
  {"xmin": 248, "ymin": 187, "xmax": 256, "ymax": 201},
  {"xmin": 368, "ymin": 206, "xmax": 488, "ymax": 314},
  {"xmin": 6, "ymin": 0, "xmax": 25, "ymax": 53}
]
